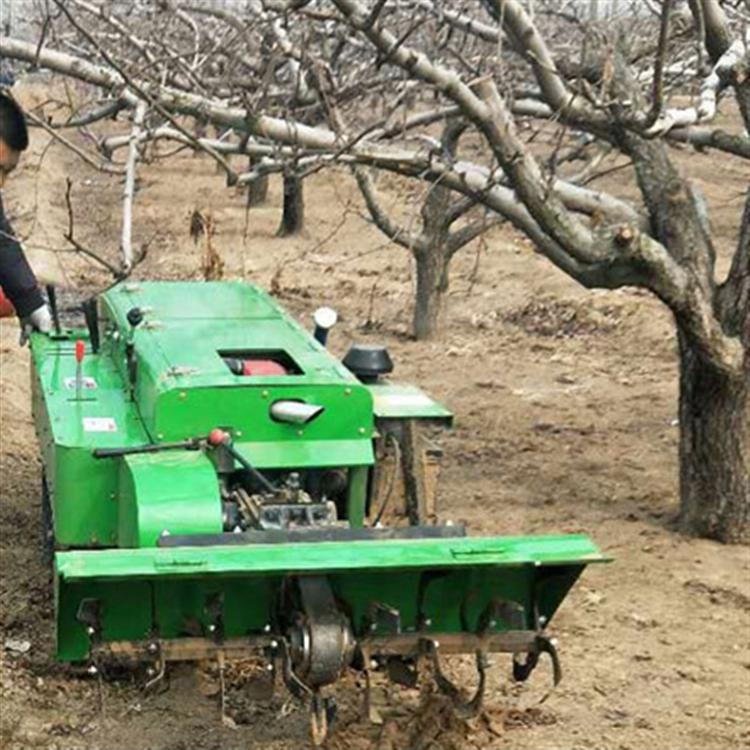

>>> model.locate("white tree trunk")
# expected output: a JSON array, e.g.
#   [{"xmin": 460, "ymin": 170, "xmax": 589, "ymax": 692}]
[{"xmin": 121, "ymin": 100, "xmax": 146, "ymax": 272}]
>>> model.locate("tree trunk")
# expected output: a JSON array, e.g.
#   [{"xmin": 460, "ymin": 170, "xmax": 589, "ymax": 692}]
[
  {"xmin": 413, "ymin": 244, "xmax": 451, "ymax": 340},
  {"xmin": 411, "ymin": 120, "xmax": 466, "ymax": 340},
  {"xmin": 277, "ymin": 171, "xmax": 304, "ymax": 236},
  {"xmin": 246, "ymin": 156, "xmax": 269, "ymax": 207},
  {"xmin": 677, "ymin": 333, "xmax": 749, "ymax": 543}
]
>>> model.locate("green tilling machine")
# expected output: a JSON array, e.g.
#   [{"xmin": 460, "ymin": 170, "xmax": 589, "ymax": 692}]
[{"xmin": 31, "ymin": 281, "xmax": 606, "ymax": 743}]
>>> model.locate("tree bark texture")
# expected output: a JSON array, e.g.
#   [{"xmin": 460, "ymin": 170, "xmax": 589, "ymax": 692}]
[
  {"xmin": 277, "ymin": 171, "xmax": 304, "ymax": 236},
  {"xmin": 411, "ymin": 121, "xmax": 465, "ymax": 340},
  {"xmin": 677, "ymin": 333, "xmax": 749, "ymax": 543},
  {"xmin": 246, "ymin": 156, "xmax": 269, "ymax": 207},
  {"xmin": 414, "ymin": 244, "xmax": 451, "ymax": 341}
]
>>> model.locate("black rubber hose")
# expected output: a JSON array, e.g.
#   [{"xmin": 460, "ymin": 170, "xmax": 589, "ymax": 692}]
[
  {"xmin": 221, "ymin": 440, "xmax": 278, "ymax": 494},
  {"xmin": 92, "ymin": 440, "xmax": 200, "ymax": 458}
]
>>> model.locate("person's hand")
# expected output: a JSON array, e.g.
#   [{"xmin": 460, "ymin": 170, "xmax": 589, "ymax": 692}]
[{"xmin": 19, "ymin": 303, "xmax": 53, "ymax": 345}]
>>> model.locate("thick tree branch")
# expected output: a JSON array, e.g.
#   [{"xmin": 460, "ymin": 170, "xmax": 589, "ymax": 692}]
[
  {"xmin": 689, "ymin": 0, "xmax": 750, "ymax": 131},
  {"xmin": 331, "ymin": 0, "xmax": 605, "ymax": 265},
  {"xmin": 692, "ymin": 0, "xmax": 733, "ymax": 60},
  {"xmin": 718, "ymin": 189, "xmax": 750, "ymax": 344},
  {"xmin": 481, "ymin": 0, "xmax": 608, "ymax": 131}
]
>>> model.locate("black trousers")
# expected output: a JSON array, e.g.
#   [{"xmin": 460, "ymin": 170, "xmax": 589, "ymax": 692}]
[{"xmin": 0, "ymin": 192, "xmax": 43, "ymax": 317}]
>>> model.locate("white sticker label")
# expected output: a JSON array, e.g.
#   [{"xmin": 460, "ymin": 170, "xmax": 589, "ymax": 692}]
[
  {"xmin": 82, "ymin": 417, "xmax": 118, "ymax": 433},
  {"xmin": 64, "ymin": 377, "xmax": 98, "ymax": 390},
  {"xmin": 374, "ymin": 393, "xmax": 434, "ymax": 408}
]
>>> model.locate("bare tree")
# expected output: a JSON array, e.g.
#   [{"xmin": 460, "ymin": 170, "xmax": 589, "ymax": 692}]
[
  {"xmin": 356, "ymin": 120, "xmax": 503, "ymax": 338},
  {"xmin": 1, "ymin": 0, "xmax": 747, "ymax": 540}
]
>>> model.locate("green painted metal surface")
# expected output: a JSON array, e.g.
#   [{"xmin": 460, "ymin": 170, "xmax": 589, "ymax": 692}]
[
  {"xmin": 233, "ymin": 439, "xmax": 372, "ymax": 470},
  {"xmin": 118, "ymin": 452, "xmax": 222, "ymax": 547},
  {"xmin": 369, "ymin": 382, "xmax": 453, "ymax": 425},
  {"xmin": 346, "ymin": 466, "xmax": 369, "ymax": 528},
  {"xmin": 57, "ymin": 534, "xmax": 603, "ymax": 580},
  {"xmin": 30, "ymin": 331, "xmax": 150, "ymax": 546},
  {"xmin": 98, "ymin": 281, "xmax": 372, "ymax": 438},
  {"xmin": 30, "ymin": 281, "xmax": 377, "ymax": 546},
  {"xmin": 54, "ymin": 534, "xmax": 604, "ymax": 661},
  {"xmin": 29, "ymin": 281, "xmax": 608, "ymax": 665}
]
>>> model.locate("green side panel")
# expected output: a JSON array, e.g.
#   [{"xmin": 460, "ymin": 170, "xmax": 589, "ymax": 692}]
[
  {"xmin": 54, "ymin": 534, "xmax": 607, "ymax": 662},
  {"xmin": 30, "ymin": 331, "xmax": 150, "ymax": 546},
  {"xmin": 97, "ymin": 282, "xmax": 376, "ymax": 459},
  {"xmin": 332, "ymin": 564, "xmax": 583, "ymax": 636},
  {"xmin": 29, "ymin": 331, "xmax": 150, "ymax": 447},
  {"xmin": 369, "ymin": 382, "xmax": 453, "ymax": 425},
  {"xmin": 151, "ymin": 576, "xmax": 280, "ymax": 639},
  {"xmin": 118, "ymin": 452, "xmax": 222, "ymax": 548},
  {"xmin": 53, "ymin": 447, "xmax": 118, "ymax": 546},
  {"xmin": 56, "ymin": 577, "xmax": 153, "ymax": 662},
  {"xmin": 152, "ymin": 385, "xmax": 375, "ymax": 449}
]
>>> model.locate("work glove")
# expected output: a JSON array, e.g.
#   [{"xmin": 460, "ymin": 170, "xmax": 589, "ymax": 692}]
[{"xmin": 19, "ymin": 303, "xmax": 53, "ymax": 345}]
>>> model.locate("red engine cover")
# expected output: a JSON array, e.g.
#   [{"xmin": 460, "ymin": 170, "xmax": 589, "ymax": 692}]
[{"xmin": 241, "ymin": 359, "xmax": 288, "ymax": 376}]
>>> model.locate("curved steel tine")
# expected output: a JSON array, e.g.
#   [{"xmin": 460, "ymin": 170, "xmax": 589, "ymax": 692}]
[
  {"xmin": 278, "ymin": 638, "xmax": 312, "ymax": 700},
  {"xmin": 538, "ymin": 635, "xmax": 562, "ymax": 686},
  {"xmin": 360, "ymin": 647, "xmax": 378, "ymax": 724},
  {"xmin": 278, "ymin": 639, "xmax": 331, "ymax": 746},
  {"xmin": 144, "ymin": 655, "xmax": 166, "ymax": 691},
  {"xmin": 310, "ymin": 691, "xmax": 329, "ymax": 747},
  {"xmin": 512, "ymin": 634, "xmax": 562, "ymax": 687},
  {"xmin": 424, "ymin": 640, "xmax": 487, "ymax": 720}
]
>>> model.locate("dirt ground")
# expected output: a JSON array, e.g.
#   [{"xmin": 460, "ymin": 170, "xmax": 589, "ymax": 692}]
[{"xmin": 0, "ymin": 82, "xmax": 748, "ymax": 750}]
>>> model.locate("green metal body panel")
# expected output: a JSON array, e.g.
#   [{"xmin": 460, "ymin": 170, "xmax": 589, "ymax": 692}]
[
  {"xmin": 28, "ymin": 281, "xmax": 608, "ymax": 665},
  {"xmin": 369, "ymin": 382, "xmax": 453, "ymax": 425},
  {"xmin": 99, "ymin": 281, "xmax": 374, "ymax": 440},
  {"xmin": 31, "ymin": 333, "xmax": 150, "ymax": 546},
  {"xmin": 118, "ymin": 453, "xmax": 222, "ymax": 547}
]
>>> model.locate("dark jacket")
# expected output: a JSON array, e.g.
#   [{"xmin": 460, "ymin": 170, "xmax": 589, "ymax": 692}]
[{"xmin": 0, "ymin": 192, "xmax": 43, "ymax": 317}]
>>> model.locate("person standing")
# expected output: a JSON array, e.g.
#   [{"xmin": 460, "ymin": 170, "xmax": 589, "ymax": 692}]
[{"xmin": 0, "ymin": 91, "xmax": 51, "ymax": 341}]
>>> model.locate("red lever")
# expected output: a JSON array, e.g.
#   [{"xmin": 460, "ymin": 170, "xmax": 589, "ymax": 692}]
[{"xmin": 74, "ymin": 340, "xmax": 85, "ymax": 401}]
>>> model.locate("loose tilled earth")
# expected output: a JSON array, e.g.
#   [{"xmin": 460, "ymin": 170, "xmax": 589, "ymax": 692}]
[{"xmin": 0, "ymin": 83, "xmax": 749, "ymax": 750}]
